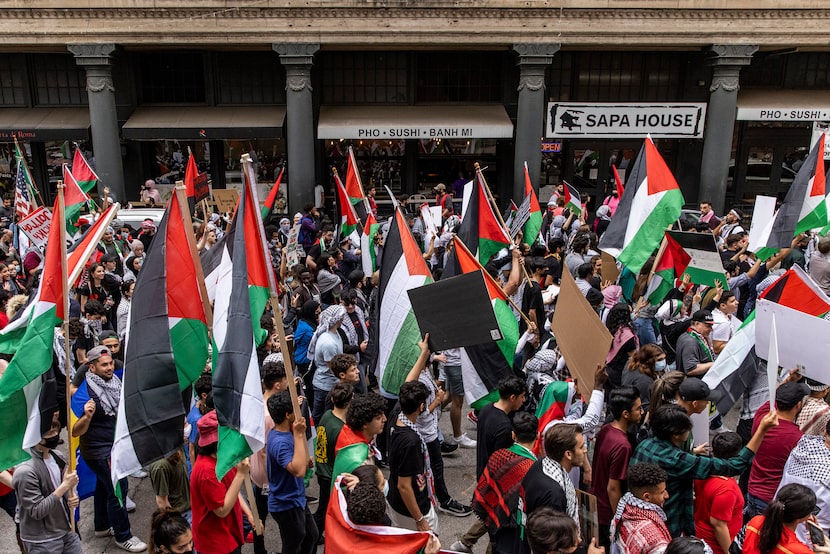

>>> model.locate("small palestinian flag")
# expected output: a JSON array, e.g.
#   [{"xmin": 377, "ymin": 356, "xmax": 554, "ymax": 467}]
[
  {"xmin": 335, "ymin": 171, "xmax": 360, "ymax": 238},
  {"xmin": 563, "ymin": 181, "xmax": 583, "ymax": 216},
  {"xmin": 522, "ymin": 162, "xmax": 543, "ymax": 246},
  {"xmin": 71, "ymin": 145, "xmax": 99, "ymax": 194},
  {"xmin": 261, "ymin": 167, "xmax": 284, "ymax": 220},
  {"xmin": 451, "ymin": 172, "xmax": 511, "ymax": 272},
  {"xmin": 598, "ymin": 136, "xmax": 684, "ymax": 275},
  {"xmin": 345, "ymin": 147, "xmax": 370, "ymax": 221},
  {"xmin": 62, "ymin": 163, "xmax": 93, "ymax": 230},
  {"xmin": 360, "ymin": 211, "xmax": 380, "ymax": 276},
  {"xmin": 330, "ymin": 424, "xmax": 372, "ymax": 484},
  {"xmin": 646, "ymin": 231, "xmax": 726, "ymax": 305}
]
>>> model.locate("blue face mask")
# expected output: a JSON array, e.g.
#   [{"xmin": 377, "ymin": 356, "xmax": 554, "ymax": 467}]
[
  {"xmin": 382, "ymin": 479, "xmax": 390, "ymax": 497},
  {"xmin": 655, "ymin": 359, "xmax": 667, "ymax": 373}
]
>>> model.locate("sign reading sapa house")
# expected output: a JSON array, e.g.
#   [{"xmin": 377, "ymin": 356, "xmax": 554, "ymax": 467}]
[{"xmin": 547, "ymin": 103, "xmax": 707, "ymax": 139}]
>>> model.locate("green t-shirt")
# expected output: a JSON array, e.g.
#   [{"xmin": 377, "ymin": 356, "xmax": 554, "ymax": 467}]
[
  {"xmin": 150, "ymin": 456, "xmax": 191, "ymax": 513},
  {"xmin": 315, "ymin": 410, "xmax": 345, "ymax": 481}
]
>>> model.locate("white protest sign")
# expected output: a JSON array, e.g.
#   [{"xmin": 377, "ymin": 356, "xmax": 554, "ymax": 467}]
[
  {"xmin": 766, "ymin": 313, "xmax": 779, "ymax": 411},
  {"xmin": 460, "ymin": 180, "xmax": 473, "ymax": 220},
  {"xmin": 17, "ymin": 207, "xmax": 72, "ymax": 249},
  {"xmin": 756, "ymin": 299, "xmax": 830, "ymax": 382},
  {"xmin": 285, "ymin": 223, "xmax": 302, "ymax": 269},
  {"xmin": 748, "ymin": 196, "xmax": 777, "ymax": 253}
]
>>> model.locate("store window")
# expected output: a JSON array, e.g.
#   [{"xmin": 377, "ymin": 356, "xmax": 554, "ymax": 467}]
[
  {"xmin": 148, "ymin": 140, "xmax": 209, "ymax": 185},
  {"xmin": 30, "ymin": 54, "xmax": 88, "ymax": 106},
  {"xmin": 139, "ymin": 52, "xmax": 206, "ymax": 104},
  {"xmin": 215, "ymin": 52, "xmax": 285, "ymax": 105},
  {"xmin": 321, "ymin": 52, "xmax": 409, "ymax": 104},
  {"xmin": 325, "ymin": 139, "xmax": 404, "ymax": 193},
  {"xmin": 224, "ymin": 139, "xmax": 286, "ymax": 190},
  {"xmin": 0, "ymin": 55, "xmax": 27, "ymax": 106},
  {"xmin": 415, "ymin": 52, "xmax": 502, "ymax": 103},
  {"xmin": 0, "ymin": 143, "xmax": 21, "ymax": 196},
  {"xmin": 45, "ymin": 140, "xmax": 94, "ymax": 196}
]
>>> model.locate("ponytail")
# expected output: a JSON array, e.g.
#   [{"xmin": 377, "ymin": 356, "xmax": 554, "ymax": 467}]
[
  {"xmin": 759, "ymin": 484, "xmax": 816, "ymax": 554},
  {"xmin": 149, "ymin": 508, "xmax": 190, "ymax": 554},
  {"xmin": 649, "ymin": 371, "xmax": 684, "ymax": 414},
  {"xmin": 758, "ymin": 499, "xmax": 785, "ymax": 554}
]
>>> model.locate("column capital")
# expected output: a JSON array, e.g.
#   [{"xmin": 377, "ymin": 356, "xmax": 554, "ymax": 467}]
[
  {"xmin": 512, "ymin": 43, "xmax": 560, "ymax": 67},
  {"xmin": 273, "ymin": 43, "xmax": 320, "ymax": 66},
  {"xmin": 68, "ymin": 44, "xmax": 117, "ymax": 67},
  {"xmin": 706, "ymin": 45, "xmax": 758, "ymax": 93}
]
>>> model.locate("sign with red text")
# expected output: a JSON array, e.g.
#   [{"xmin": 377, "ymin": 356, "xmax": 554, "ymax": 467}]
[{"xmin": 18, "ymin": 207, "xmax": 73, "ymax": 249}]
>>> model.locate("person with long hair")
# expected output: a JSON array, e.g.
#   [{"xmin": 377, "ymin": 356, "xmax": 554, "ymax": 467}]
[
  {"xmin": 77, "ymin": 262, "xmax": 108, "ymax": 313},
  {"xmin": 605, "ymin": 303, "xmax": 639, "ymax": 388},
  {"xmin": 623, "ymin": 344, "xmax": 667, "ymax": 414},
  {"xmin": 649, "ymin": 371, "xmax": 686, "ymax": 416},
  {"xmin": 0, "ymin": 263, "xmax": 19, "ymax": 295},
  {"xmin": 149, "ymin": 509, "xmax": 192, "ymax": 554},
  {"xmin": 743, "ymin": 483, "xmax": 816, "ymax": 554}
]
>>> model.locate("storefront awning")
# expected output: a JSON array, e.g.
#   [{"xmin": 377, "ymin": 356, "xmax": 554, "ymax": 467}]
[
  {"xmin": 736, "ymin": 90, "xmax": 830, "ymax": 121},
  {"xmin": 0, "ymin": 107, "xmax": 90, "ymax": 141},
  {"xmin": 317, "ymin": 105, "xmax": 514, "ymax": 139},
  {"xmin": 122, "ymin": 106, "xmax": 286, "ymax": 140}
]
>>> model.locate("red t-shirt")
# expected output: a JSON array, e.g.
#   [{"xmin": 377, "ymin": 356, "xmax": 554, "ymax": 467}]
[
  {"xmin": 190, "ymin": 455, "xmax": 243, "ymax": 554},
  {"xmin": 743, "ymin": 515, "xmax": 813, "ymax": 554},
  {"xmin": 589, "ymin": 424, "xmax": 632, "ymax": 525},
  {"xmin": 749, "ymin": 402, "xmax": 803, "ymax": 503},
  {"xmin": 694, "ymin": 476, "xmax": 744, "ymax": 554}
]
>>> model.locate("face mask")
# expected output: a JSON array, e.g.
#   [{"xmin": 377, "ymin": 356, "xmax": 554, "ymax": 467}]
[
  {"xmin": 654, "ymin": 360, "xmax": 667, "ymax": 373},
  {"xmin": 382, "ymin": 479, "xmax": 389, "ymax": 497},
  {"xmin": 42, "ymin": 435, "xmax": 61, "ymax": 450}
]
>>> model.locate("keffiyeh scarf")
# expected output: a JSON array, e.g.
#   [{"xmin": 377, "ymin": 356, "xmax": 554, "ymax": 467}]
[
  {"xmin": 397, "ymin": 412, "xmax": 436, "ymax": 506},
  {"xmin": 307, "ymin": 305, "xmax": 346, "ymax": 359},
  {"xmin": 86, "ymin": 372, "xmax": 122, "ymax": 417},
  {"xmin": 542, "ymin": 457, "xmax": 578, "ymax": 524}
]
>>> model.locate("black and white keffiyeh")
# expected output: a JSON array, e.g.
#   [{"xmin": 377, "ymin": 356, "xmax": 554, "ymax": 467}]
[
  {"xmin": 542, "ymin": 457, "xmax": 578, "ymax": 524},
  {"xmin": 86, "ymin": 372, "xmax": 122, "ymax": 417}
]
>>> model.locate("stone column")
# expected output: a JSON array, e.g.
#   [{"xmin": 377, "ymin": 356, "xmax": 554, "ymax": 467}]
[
  {"xmin": 68, "ymin": 44, "xmax": 125, "ymax": 202},
  {"xmin": 699, "ymin": 44, "xmax": 758, "ymax": 214},
  {"xmin": 274, "ymin": 43, "xmax": 320, "ymax": 214},
  {"xmin": 512, "ymin": 44, "xmax": 560, "ymax": 203}
]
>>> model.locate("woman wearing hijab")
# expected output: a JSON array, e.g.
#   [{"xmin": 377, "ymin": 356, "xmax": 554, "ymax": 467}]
[
  {"xmin": 339, "ymin": 289, "xmax": 369, "ymax": 393},
  {"xmin": 308, "ymin": 304, "xmax": 346, "ymax": 424},
  {"xmin": 593, "ymin": 204, "xmax": 612, "ymax": 238}
]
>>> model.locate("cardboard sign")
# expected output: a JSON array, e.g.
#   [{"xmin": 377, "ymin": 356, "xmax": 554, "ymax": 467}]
[
  {"xmin": 600, "ymin": 251, "xmax": 620, "ymax": 285},
  {"xmin": 577, "ymin": 490, "xmax": 599, "ymax": 545},
  {"xmin": 551, "ymin": 269, "xmax": 613, "ymax": 400},
  {"xmin": 213, "ymin": 189, "xmax": 239, "ymax": 214},
  {"xmin": 193, "ymin": 172, "xmax": 210, "ymax": 203},
  {"xmin": 408, "ymin": 271, "xmax": 501, "ymax": 351}
]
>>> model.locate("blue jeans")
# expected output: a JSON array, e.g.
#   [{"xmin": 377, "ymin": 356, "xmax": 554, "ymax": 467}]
[
  {"xmin": 311, "ymin": 386, "xmax": 329, "ymax": 426},
  {"xmin": 633, "ymin": 317, "xmax": 658, "ymax": 346},
  {"xmin": 744, "ymin": 492, "xmax": 769, "ymax": 522},
  {"xmin": 84, "ymin": 457, "xmax": 133, "ymax": 542}
]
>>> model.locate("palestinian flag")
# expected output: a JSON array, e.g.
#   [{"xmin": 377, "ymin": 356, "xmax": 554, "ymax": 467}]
[
  {"xmin": 646, "ymin": 230, "xmax": 726, "ymax": 305},
  {"xmin": 212, "ymin": 164, "xmax": 269, "ymax": 479},
  {"xmin": 71, "ymin": 145, "xmax": 99, "ymax": 194},
  {"xmin": 325, "ymin": 475, "xmax": 431, "ymax": 554},
  {"xmin": 62, "ymin": 163, "xmax": 93, "ymax": 230},
  {"xmin": 330, "ymin": 424, "xmax": 372, "ymax": 484},
  {"xmin": 0, "ymin": 194, "xmax": 65, "ymax": 470},
  {"xmin": 598, "ymin": 136, "xmax": 684, "ymax": 275},
  {"xmin": 563, "ymin": 181, "xmax": 583, "ymax": 216},
  {"xmin": 703, "ymin": 265, "xmax": 830, "ymax": 414},
  {"xmin": 534, "ymin": 381, "xmax": 574, "ymax": 454},
  {"xmin": 522, "ymin": 163, "xmax": 543, "ymax": 246},
  {"xmin": 455, "ymin": 238, "xmax": 519, "ymax": 409},
  {"xmin": 376, "ymin": 209, "xmax": 433, "ymax": 396},
  {"xmin": 335, "ymin": 172, "xmax": 360, "ymax": 239},
  {"xmin": 345, "ymin": 147, "xmax": 370, "ymax": 221},
  {"xmin": 612, "ymin": 164, "xmax": 625, "ymax": 200},
  {"xmin": 261, "ymin": 166, "xmax": 284, "ymax": 220},
  {"xmin": 505, "ymin": 201, "xmax": 519, "ymax": 234},
  {"xmin": 111, "ymin": 190, "xmax": 210, "ymax": 484},
  {"xmin": 67, "ymin": 204, "xmax": 119, "ymax": 285},
  {"xmin": 754, "ymin": 136, "xmax": 828, "ymax": 257},
  {"xmin": 360, "ymin": 211, "xmax": 380, "ymax": 276}
]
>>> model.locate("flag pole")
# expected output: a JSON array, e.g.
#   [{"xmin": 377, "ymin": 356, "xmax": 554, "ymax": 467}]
[
  {"xmin": 348, "ymin": 146, "xmax": 372, "ymax": 216},
  {"xmin": 474, "ymin": 162, "xmax": 535, "ymax": 285},
  {"xmin": 56, "ymin": 180, "xmax": 76, "ymax": 532},
  {"xmin": 239, "ymin": 156, "xmax": 302, "ymax": 420},
  {"xmin": 453, "ymin": 236, "xmax": 534, "ymax": 329},
  {"xmin": 174, "ymin": 182, "xmax": 214, "ymax": 331}
]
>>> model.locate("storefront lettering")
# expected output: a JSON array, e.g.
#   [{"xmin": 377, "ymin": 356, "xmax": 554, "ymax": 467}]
[
  {"xmin": 547, "ymin": 102, "xmax": 706, "ymax": 139},
  {"xmin": 759, "ymin": 110, "xmax": 823, "ymax": 120},
  {"xmin": 0, "ymin": 130, "xmax": 37, "ymax": 139},
  {"xmin": 737, "ymin": 107, "xmax": 830, "ymax": 121},
  {"xmin": 358, "ymin": 127, "xmax": 476, "ymax": 138}
]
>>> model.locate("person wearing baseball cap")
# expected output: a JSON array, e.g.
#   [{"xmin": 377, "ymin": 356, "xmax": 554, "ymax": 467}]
[
  {"xmin": 190, "ymin": 410, "xmax": 255, "ymax": 554},
  {"xmin": 674, "ymin": 310, "xmax": 715, "ymax": 378},
  {"xmin": 796, "ymin": 377, "xmax": 830, "ymax": 436},
  {"xmin": 745, "ymin": 381, "xmax": 811, "ymax": 520},
  {"xmin": 677, "ymin": 377, "xmax": 711, "ymax": 416},
  {"xmin": 434, "ymin": 183, "xmax": 454, "ymax": 220}
]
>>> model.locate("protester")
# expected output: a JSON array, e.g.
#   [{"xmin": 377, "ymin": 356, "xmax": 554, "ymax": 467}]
[
  {"xmin": 742, "ymin": 483, "xmax": 816, "ymax": 554},
  {"xmin": 795, "ymin": 377, "xmax": 830, "ymax": 436},
  {"xmin": 525, "ymin": 506, "xmax": 604, "ymax": 554},
  {"xmin": 442, "ymin": 347, "xmax": 477, "ymax": 449},
  {"xmin": 674, "ymin": 310, "xmax": 716, "ymax": 377},
  {"xmin": 330, "ymin": 392, "xmax": 388, "ymax": 477},
  {"xmin": 711, "ymin": 291, "xmax": 740, "ymax": 355},
  {"xmin": 622, "ymin": 344, "xmax": 666, "ymax": 414},
  {"xmin": 605, "ymin": 303, "xmax": 639, "ymax": 388},
  {"xmin": 148, "ymin": 509, "xmax": 192, "ymax": 554},
  {"xmin": 693, "ymin": 432, "xmax": 744, "ymax": 554},
  {"xmin": 150, "ymin": 449, "xmax": 191, "ymax": 523},
  {"xmin": 609, "ymin": 463, "xmax": 672, "ymax": 554},
  {"xmin": 309, "ymin": 304, "xmax": 347, "ymax": 424},
  {"xmin": 313, "ymin": 381, "xmax": 353, "ymax": 535}
]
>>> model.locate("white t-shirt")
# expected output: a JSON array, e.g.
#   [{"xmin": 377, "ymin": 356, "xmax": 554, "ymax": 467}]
[
  {"xmin": 711, "ymin": 308, "xmax": 741, "ymax": 343},
  {"xmin": 43, "ymin": 454, "xmax": 61, "ymax": 490}
]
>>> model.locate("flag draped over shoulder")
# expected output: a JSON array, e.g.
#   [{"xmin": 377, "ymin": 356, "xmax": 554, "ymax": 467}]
[
  {"xmin": 646, "ymin": 231, "xmax": 726, "ymax": 305},
  {"xmin": 325, "ymin": 475, "xmax": 430, "ymax": 554},
  {"xmin": 212, "ymin": 165, "xmax": 268, "ymax": 479},
  {"xmin": 377, "ymin": 209, "xmax": 433, "ymax": 396},
  {"xmin": 454, "ymin": 239, "xmax": 519, "ymax": 409},
  {"xmin": 598, "ymin": 136, "xmax": 684, "ymax": 275},
  {"xmin": 71, "ymin": 146, "xmax": 99, "ymax": 194},
  {"xmin": 111, "ymin": 190, "xmax": 210, "ymax": 483},
  {"xmin": 335, "ymin": 172, "xmax": 360, "ymax": 238},
  {"xmin": 361, "ymin": 212, "xmax": 380, "ymax": 276},
  {"xmin": 330, "ymin": 424, "xmax": 371, "ymax": 484},
  {"xmin": 534, "ymin": 381, "xmax": 574, "ymax": 454},
  {"xmin": 704, "ymin": 266, "xmax": 830, "ymax": 414},
  {"xmin": 0, "ymin": 194, "xmax": 65, "ymax": 470}
]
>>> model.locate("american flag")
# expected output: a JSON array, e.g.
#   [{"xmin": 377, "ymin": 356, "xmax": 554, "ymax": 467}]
[{"xmin": 14, "ymin": 159, "xmax": 33, "ymax": 220}]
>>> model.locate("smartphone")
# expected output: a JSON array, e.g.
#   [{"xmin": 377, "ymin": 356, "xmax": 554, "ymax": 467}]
[{"xmin": 807, "ymin": 521, "xmax": 825, "ymax": 547}]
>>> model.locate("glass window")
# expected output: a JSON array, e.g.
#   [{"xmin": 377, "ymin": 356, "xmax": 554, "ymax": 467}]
[
  {"xmin": 415, "ymin": 52, "xmax": 502, "ymax": 103},
  {"xmin": 30, "ymin": 54, "xmax": 88, "ymax": 106},
  {"xmin": 0, "ymin": 142, "xmax": 20, "ymax": 197},
  {"xmin": 0, "ymin": 55, "xmax": 27, "ymax": 106},
  {"xmin": 139, "ymin": 52, "xmax": 206, "ymax": 104},
  {"xmin": 784, "ymin": 53, "xmax": 830, "ymax": 89},
  {"xmin": 321, "ymin": 52, "xmax": 409, "ymax": 104},
  {"xmin": 215, "ymin": 52, "xmax": 285, "ymax": 105},
  {"xmin": 148, "ymin": 140, "xmax": 209, "ymax": 186},
  {"xmin": 44, "ymin": 140, "xmax": 94, "ymax": 196},
  {"xmin": 325, "ymin": 139, "xmax": 404, "ymax": 193},
  {"xmin": 418, "ymin": 138, "xmax": 497, "ymax": 156},
  {"xmin": 224, "ymin": 139, "xmax": 286, "ymax": 191}
]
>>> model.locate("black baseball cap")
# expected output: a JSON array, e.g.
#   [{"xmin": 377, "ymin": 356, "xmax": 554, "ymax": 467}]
[
  {"xmin": 679, "ymin": 378, "xmax": 711, "ymax": 402},
  {"xmin": 776, "ymin": 382, "xmax": 810, "ymax": 410},
  {"xmin": 691, "ymin": 310, "xmax": 715, "ymax": 325}
]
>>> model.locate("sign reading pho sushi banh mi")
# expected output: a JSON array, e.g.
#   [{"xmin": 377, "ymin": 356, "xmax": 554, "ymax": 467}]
[{"xmin": 547, "ymin": 102, "xmax": 706, "ymax": 139}]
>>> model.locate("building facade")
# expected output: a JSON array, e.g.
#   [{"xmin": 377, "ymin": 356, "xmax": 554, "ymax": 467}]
[{"xmin": 0, "ymin": 2, "xmax": 828, "ymax": 217}]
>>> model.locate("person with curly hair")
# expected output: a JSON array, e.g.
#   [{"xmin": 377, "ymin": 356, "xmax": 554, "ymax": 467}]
[
  {"xmin": 610, "ymin": 463, "xmax": 671, "ymax": 554},
  {"xmin": 330, "ymin": 392, "xmax": 388, "ymax": 479},
  {"xmin": 605, "ymin": 303, "xmax": 639, "ymax": 388},
  {"xmin": 623, "ymin": 344, "xmax": 666, "ymax": 414}
]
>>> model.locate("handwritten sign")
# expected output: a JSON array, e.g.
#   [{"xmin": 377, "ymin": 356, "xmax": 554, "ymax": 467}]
[
  {"xmin": 212, "ymin": 189, "xmax": 239, "ymax": 214},
  {"xmin": 18, "ymin": 207, "xmax": 53, "ymax": 249}
]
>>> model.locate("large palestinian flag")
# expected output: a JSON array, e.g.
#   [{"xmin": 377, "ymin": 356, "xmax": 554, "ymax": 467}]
[
  {"xmin": 455, "ymin": 238, "xmax": 519, "ymax": 409},
  {"xmin": 754, "ymin": 135, "xmax": 828, "ymax": 257},
  {"xmin": 361, "ymin": 211, "xmax": 380, "ymax": 276},
  {"xmin": 598, "ymin": 136, "xmax": 684, "ymax": 275},
  {"xmin": 0, "ymin": 195, "xmax": 66, "ymax": 471},
  {"xmin": 325, "ymin": 475, "xmax": 431, "ymax": 553},
  {"xmin": 71, "ymin": 145, "xmax": 99, "ymax": 194},
  {"xmin": 646, "ymin": 230, "xmax": 726, "ymax": 305},
  {"xmin": 111, "ymin": 190, "xmax": 210, "ymax": 484},
  {"xmin": 376, "ymin": 209, "xmax": 433, "ymax": 396},
  {"xmin": 703, "ymin": 266, "xmax": 830, "ymax": 415},
  {"xmin": 212, "ymin": 164, "xmax": 269, "ymax": 479}
]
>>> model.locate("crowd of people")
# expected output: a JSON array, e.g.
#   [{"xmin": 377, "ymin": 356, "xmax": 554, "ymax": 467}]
[{"xmin": 1, "ymin": 175, "xmax": 829, "ymax": 554}]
